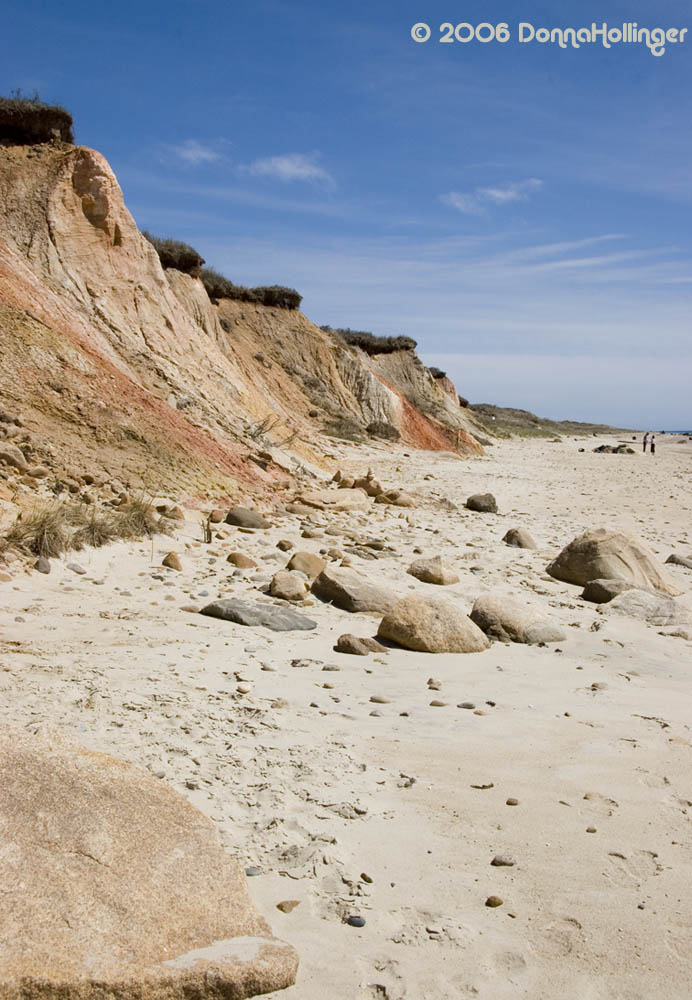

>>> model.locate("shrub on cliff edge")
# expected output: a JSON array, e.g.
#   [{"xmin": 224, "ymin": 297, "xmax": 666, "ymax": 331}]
[
  {"xmin": 142, "ymin": 232, "xmax": 205, "ymax": 275},
  {"xmin": 0, "ymin": 92, "xmax": 73, "ymax": 146}
]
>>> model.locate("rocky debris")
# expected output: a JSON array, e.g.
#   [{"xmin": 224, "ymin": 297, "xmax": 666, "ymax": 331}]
[
  {"xmin": 374, "ymin": 489, "xmax": 416, "ymax": 508},
  {"xmin": 225, "ymin": 507, "xmax": 270, "ymax": 529},
  {"xmin": 466, "ymin": 493, "xmax": 498, "ymax": 514},
  {"xmin": 666, "ymin": 553, "xmax": 692, "ymax": 570},
  {"xmin": 594, "ymin": 444, "xmax": 634, "ymax": 454},
  {"xmin": 502, "ymin": 527, "xmax": 537, "ymax": 549},
  {"xmin": 286, "ymin": 551, "xmax": 327, "ymax": 579},
  {"xmin": 377, "ymin": 595, "xmax": 490, "ymax": 653},
  {"xmin": 227, "ymin": 552, "xmax": 257, "ymax": 568},
  {"xmin": 335, "ymin": 634, "xmax": 388, "ymax": 655},
  {"xmin": 297, "ymin": 489, "xmax": 369, "ymax": 511},
  {"xmin": 602, "ymin": 589, "xmax": 690, "ymax": 627},
  {"xmin": 200, "ymin": 599, "xmax": 317, "ymax": 631},
  {"xmin": 547, "ymin": 528, "xmax": 680, "ymax": 595},
  {"xmin": 269, "ymin": 571, "xmax": 308, "ymax": 602},
  {"xmin": 470, "ymin": 591, "xmax": 566, "ymax": 644},
  {"xmin": 162, "ymin": 552, "xmax": 182, "ymax": 571},
  {"xmin": 312, "ymin": 566, "xmax": 397, "ymax": 615},
  {"xmin": 352, "ymin": 471, "xmax": 383, "ymax": 497},
  {"xmin": 407, "ymin": 555, "xmax": 460, "ymax": 586},
  {"xmin": 0, "ymin": 444, "xmax": 28, "ymax": 471},
  {"xmin": 0, "ymin": 727, "xmax": 298, "ymax": 997},
  {"xmin": 581, "ymin": 578, "xmax": 637, "ymax": 604}
]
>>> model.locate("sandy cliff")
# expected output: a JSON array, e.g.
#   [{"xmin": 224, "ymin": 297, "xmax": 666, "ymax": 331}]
[{"xmin": 0, "ymin": 143, "xmax": 483, "ymax": 503}]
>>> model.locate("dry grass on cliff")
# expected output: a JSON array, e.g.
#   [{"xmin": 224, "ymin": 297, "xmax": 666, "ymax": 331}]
[{"xmin": 0, "ymin": 496, "xmax": 168, "ymax": 560}]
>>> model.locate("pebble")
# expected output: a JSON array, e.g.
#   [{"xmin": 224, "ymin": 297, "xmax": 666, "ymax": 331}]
[
  {"xmin": 245, "ymin": 866, "xmax": 262, "ymax": 877},
  {"xmin": 276, "ymin": 899, "xmax": 300, "ymax": 913},
  {"xmin": 491, "ymin": 855, "xmax": 516, "ymax": 867},
  {"xmin": 586, "ymin": 826, "xmax": 597, "ymax": 833},
  {"xmin": 458, "ymin": 701, "xmax": 476, "ymax": 710},
  {"xmin": 370, "ymin": 709, "xmax": 383, "ymax": 717},
  {"xmin": 429, "ymin": 700, "xmax": 447, "ymax": 707},
  {"xmin": 485, "ymin": 896, "xmax": 504, "ymax": 908},
  {"xmin": 360, "ymin": 872, "xmax": 373, "ymax": 883},
  {"xmin": 236, "ymin": 683, "xmax": 252, "ymax": 694},
  {"xmin": 370, "ymin": 695, "xmax": 391, "ymax": 704},
  {"xmin": 347, "ymin": 915, "xmax": 366, "ymax": 927},
  {"xmin": 506, "ymin": 798, "xmax": 519, "ymax": 806}
]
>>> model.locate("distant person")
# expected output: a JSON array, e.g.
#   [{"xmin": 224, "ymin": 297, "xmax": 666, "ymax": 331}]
[
  {"xmin": 650, "ymin": 434, "xmax": 656, "ymax": 455},
  {"xmin": 643, "ymin": 432, "xmax": 649, "ymax": 452}
]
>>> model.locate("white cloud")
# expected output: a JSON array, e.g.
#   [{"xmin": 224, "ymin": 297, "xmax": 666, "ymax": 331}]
[
  {"xmin": 165, "ymin": 140, "xmax": 222, "ymax": 165},
  {"xmin": 442, "ymin": 178, "xmax": 543, "ymax": 214},
  {"xmin": 247, "ymin": 152, "xmax": 334, "ymax": 186}
]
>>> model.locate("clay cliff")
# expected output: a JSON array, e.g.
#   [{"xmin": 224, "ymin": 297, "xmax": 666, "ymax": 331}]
[{"xmin": 0, "ymin": 142, "xmax": 484, "ymax": 506}]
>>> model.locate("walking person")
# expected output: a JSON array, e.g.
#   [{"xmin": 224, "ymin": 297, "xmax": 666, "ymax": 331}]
[
  {"xmin": 650, "ymin": 434, "xmax": 656, "ymax": 455},
  {"xmin": 643, "ymin": 431, "xmax": 649, "ymax": 452}
]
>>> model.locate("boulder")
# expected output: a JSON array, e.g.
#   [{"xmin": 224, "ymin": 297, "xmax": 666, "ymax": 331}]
[
  {"xmin": 581, "ymin": 578, "xmax": 636, "ymax": 604},
  {"xmin": 666, "ymin": 553, "xmax": 692, "ymax": 570},
  {"xmin": 546, "ymin": 528, "xmax": 680, "ymax": 595},
  {"xmin": 0, "ymin": 727, "xmax": 298, "ymax": 997},
  {"xmin": 470, "ymin": 592, "xmax": 566, "ymax": 644},
  {"xmin": 502, "ymin": 528, "xmax": 537, "ymax": 549},
  {"xmin": 286, "ymin": 551, "xmax": 327, "ymax": 580},
  {"xmin": 407, "ymin": 556, "xmax": 459, "ymax": 586},
  {"xmin": 227, "ymin": 552, "xmax": 257, "ymax": 568},
  {"xmin": 200, "ymin": 599, "xmax": 317, "ymax": 631},
  {"xmin": 0, "ymin": 444, "xmax": 27, "ymax": 471},
  {"xmin": 225, "ymin": 507, "xmax": 270, "ymax": 529},
  {"xmin": 298, "ymin": 489, "xmax": 369, "ymax": 511},
  {"xmin": 269, "ymin": 571, "xmax": 308, "ymax": 602},
  {"xmin": 374, "ymin": 490, "xmax": 416, "ymax": 508},
  {"xmin": 377, "ymin": 595, "xmax": 490, "ymax": 653},
  {"xmin": 353, "ymin": 473, "xmax": 383, "ymax": 498},
  {"xmin": 311, "ymin": 565, "xmax": 397, "ymax": 615},
  {"xmin": 335, "ymin": 633, "xmax": 388, "ymax": 655},
  {"xmin": 603, "ymin": 589, "xmax": 690, "ymax": 627},
  {"xmin": 466, "ymin": 493, "xmax": 497, "ymax": 514}
]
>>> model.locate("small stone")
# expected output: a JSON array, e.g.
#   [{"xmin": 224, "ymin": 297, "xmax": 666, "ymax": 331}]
[
  {"xmin": 347, "ymin": 915, "xmax": 366, "ymax": 927},
  {"xmin": 427, "ymin": 677, "xmax": 442, "ymax": 690},
  {"xmin": 162, "ymin": 552, "xmax": 182, "ymax": 571},
  {"xmin": 586, "ymin": 826, "xmax": 597, "ymax": 833},
  {"xmin": 66, "ymin": 562, "xmax": 86, "ymax": 575},
  {"xmin": 369, "ymin": 709, "xmax": 383, "ymax": 717},
  {"xmin": 506, "ymin": 798, "xmax": 519, "ymax": 806},
  {"xmin": 276, "ymin": 899, "xmax": 300, "ymax": 913},
  {"xmin": 429, "ymin": 700, "xmax": 447, "ymax": 707},
  {"xmin": 360, "ymin": 872, "xmax": 373, "ymax": 883},
  {"xmin": 245, "ymin": 866, "xmax": 262, "ymax": 877},
  {"xmin": 485, "ymin": 896, "xmax": 503, "ymax": 908},
  {"xmin": 491, "ymin": 855, "xmax": 515, "ymax": 867},
  {"xmin": 277, "ymin": 539, "xmax": 294, "ymax": 551},
  {"xmin": 35, "ymin": 556, "xmax": 51, "ymax": 574},
  {"xmin": 237, "ymin": 683, "xmax": 251, "ymax": 694},
  {"xmin": 458, "ymin": 701, "xmax": 476, "ymax": 710},
  {"xmin": 370, "ymin": 695, "xmax": 391, "ymax": 704}
]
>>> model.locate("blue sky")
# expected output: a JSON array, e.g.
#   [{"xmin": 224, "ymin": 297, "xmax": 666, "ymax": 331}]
[{"xmin": 3, "ymin": 0, "xmax": 691, "ymax": 427}]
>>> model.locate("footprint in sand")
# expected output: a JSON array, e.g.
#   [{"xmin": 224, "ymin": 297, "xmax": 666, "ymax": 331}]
[
  {"xmin": 532, "ymin": 915, "xmax": 584, "ymax": 958},
  {"xmin": 358, "ymin": 957, "xmax": 406, "ymax": 999},
  {"xmin": 605, "ymin": 849, "xmax": 662, "ymax": 885}
]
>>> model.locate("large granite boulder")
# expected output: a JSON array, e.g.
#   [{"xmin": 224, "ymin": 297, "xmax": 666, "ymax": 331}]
[
  {"xmin": 470, "ymin": 591, "xmax": 566, "ymax": 644},
  {"xmin": 225, "ymin": 507, "xmax": 270, "ymax": 529},
  {"xmin": 603, "ymin": 589, "xmax": 691, "ymax": 626},
  {"xmin": 407, "ymin": 556, "xmax": 460, "ymax": 586},
  {"xmin": 200, "ymin": 598, "xmax": 317, "ymax": 631},
  {"xmin": 0, "ymin": 727, "xmax": 298, "ymax": 997},
  {"xmin": 312, "ymin": 565, "xmax": 396, "ymax": 615},
  {"xmin": 581, "ymin": 578, "xmax": 636, "ymax": 604},
  {"xmin": 546, "ymin": 528, "xmax": 680, "ymax": 596},
  {"xmin": 377, "ymin": 595, "xmax": 490, "ymax": 653}
]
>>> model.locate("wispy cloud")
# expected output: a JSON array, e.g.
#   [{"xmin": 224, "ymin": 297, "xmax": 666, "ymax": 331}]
[
  {"xmin": 247, "ymin": 152, "xmax": 334, "ymax": 186},
  {"xmin": 442, "ymin": 178, "xmax": 543, "ymax": 215},
  {"xmin": 163, "ymin": 139, "xmax": 223, "ymax": 165}
]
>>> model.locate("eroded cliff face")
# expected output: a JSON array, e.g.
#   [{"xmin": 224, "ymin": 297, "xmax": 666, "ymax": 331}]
[{"xmin": 0, "ymin": 142, "xmax": 483, "ymax": 501}]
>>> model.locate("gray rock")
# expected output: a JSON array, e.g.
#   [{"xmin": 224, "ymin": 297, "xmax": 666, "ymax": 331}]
[
  {"xmin": 581, "ymin": 578, "xmax": 636, "ymax": 603},
  {"xmin": 200, "ymin": 599, "xmax": 317, "ymax": 631},
  {"xmin": 0, "ymin": 444, "xmax": 28, "ymax": 471},
  {"xmin": 466, "ymin": 493, "xmax": 497, "ymax": 514},
  {"xmin": 502, "ymin": 527, "xmax": 537, "ymax": 549},
  {"xmin": 547, "ymin": 528, "xmax": 680, "ymax": 595},
  {"xmin": 312, "ymin": 565, "xmax": 396, "ymax": 615},
  {"xmin": 407, "ymin": 555, "xmax": 459, "ymax": 586},
  {"xmin": 603, "ymin": 589, "xmax": 690, "ymax": 627},
  {"xmin": 35, "ymin": 556, "xmax": 51, "ymax": 574},
  {"xmin": 225, "ymin": 507, "xmax": 270, "ymax": 529},
  {"xmin": 335, "ymin": 634, "xmax": 388, "ymax": 655},
  {"xmin": 470, "ymin": 592, "xmax": 566, "ymax": 644},
  {"xmin": 66, "ymin": 562, "xmax": 86, "ymax": 575},
  {"xmin": 666, "ymin": 553, "xmax": 692, "ymax": 570}
]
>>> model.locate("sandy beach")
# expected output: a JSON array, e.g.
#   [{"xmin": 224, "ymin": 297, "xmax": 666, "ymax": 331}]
[{"xmin": 1, "ymin": 432, "xmax": 691, "ymax": 999}]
